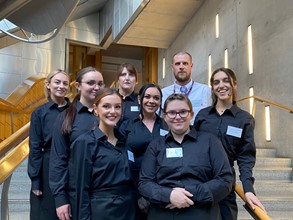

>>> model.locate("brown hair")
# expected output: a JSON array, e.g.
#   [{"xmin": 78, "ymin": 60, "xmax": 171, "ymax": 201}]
[
  {"xmin": 61, "ymin": 66, "xmax": 102, "ymax": 134},
  {"xmin": 94, "ymin": 88, "xmax": 121, "ymax": 106},
  {"xmin": 117, "ymin": 63, "xmax": 138, "ymax": 81},
  {"xmin": 163, "ymin": 93, "xmax": 193, "ymax": 113},
  {"xmin": 210, "ymin": 67, "xmax": 238, "ymax": 105},
  {"xmin": 45, "ymin": 69, "xmax": 69, "ymax": 99}
]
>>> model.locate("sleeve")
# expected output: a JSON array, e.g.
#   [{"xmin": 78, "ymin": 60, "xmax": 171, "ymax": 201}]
[
  {"xmin": 185, "ymin": 135, "xmax": 233, "ymax": 205},
  {"xmin": 202, "ymin": 85, "xmax": 212, "ymax": 108},
  {"xmin": 138, "ymin": 139, "xmax": 172, "ymax": 207},
  {"xmin": 49, "ymin": 114, "xmax": 70, "ymax": 208},
  {"xmin": 237, "ymin": 116, "xmax": 256, "ymax": 194},
  {"xmin": 70, "ymin": 136, "xmax": 94, "ymax": 220},
  {"xmin": 28, "ymin": 110, "xmax": 44, "ymax": 190},
  {"xmin": 193, "ymin": 110, "xmax": 204, "ymax": 129}
]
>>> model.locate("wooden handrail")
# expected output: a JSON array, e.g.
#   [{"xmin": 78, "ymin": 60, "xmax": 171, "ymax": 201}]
[
  {"xmin": 0, "ymin": 123, "xmax": 30, "ymax": 157},
  {"xmin": 0, "ymin": 137, "xmax": 29, "ymax": 184},
  {"xmin": 235, "ymin": 183, "xmax": 272, "ymax": 220},
  {"xmin": 238, "ymin": 95, "xmax": 293, "ymax": 113}
]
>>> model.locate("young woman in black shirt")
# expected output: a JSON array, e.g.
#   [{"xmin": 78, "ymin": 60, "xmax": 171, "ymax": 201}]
[
  {"xmin": 68, "ymin": 88, "xmax": 136, "ymax": 220},
  {"xmin": 28, "ymin": 69, "xmax": 70, "ymax": 220},
  {"xmin": 139, "ymin": 94, "xmax": 233, "ymax": 220},
  {"xmin": 119, "ymin": 83, "xmax": 168, "ymax": 219},
  {"xmin": 49, "ymin": 66, "xmax": 104, "ymax": 220},
  {"xmin": 193, "ymin": 67, "xmax": 266, "ymax": 219}
]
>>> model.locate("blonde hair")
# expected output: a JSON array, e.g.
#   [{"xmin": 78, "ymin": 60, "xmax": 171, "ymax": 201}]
[{"xmin": 45, "ymin": 69, "xmax": 69, "ymax": 99}]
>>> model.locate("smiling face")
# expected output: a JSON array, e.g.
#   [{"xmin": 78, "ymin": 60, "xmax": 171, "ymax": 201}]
[
  {"xmin": 211, "ymin": 70, "xmax": 234, "ymax": 104},
  {"xmin": 163, "ymin": 99, "xmax": 194, "ymax": 136},
  {"xmin": 46, "ymin": 72, "xmax": 69, "ymax": 100},
  {"xmin": 141, "ymin": 87, "xmax": 162, "ymax": 115},
  {"xmin": 94, "ymin": 93, "xmax": 122, "ymax": 128}
]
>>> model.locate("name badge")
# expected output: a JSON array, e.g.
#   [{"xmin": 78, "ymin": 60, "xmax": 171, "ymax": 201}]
[
  {"xmin": 226, "ymin": 125, "xmax": 243, "ymax": 138},
  {"xmin": 160, "ymin": 129, "xmax": 169, "ymax": 136},
  {"xmin": 166, "ymin": 148, "xmax": 183, "ymax": 158},
  {"xmin": 131, "ymin": 106, "xmax": 139, "ymax": 112},
  {"xmin": 127, "ymin": 150, "xmax": 135, "ymax": 162}
]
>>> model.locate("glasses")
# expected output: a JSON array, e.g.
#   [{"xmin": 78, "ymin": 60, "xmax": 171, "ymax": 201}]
[
  {"xmin": 82, "ymin": 80, "xmax": 105, "ymax": 88},
  {"xmin": 164, "ymin": 110, "xmax": 191, "ymax": 119}
]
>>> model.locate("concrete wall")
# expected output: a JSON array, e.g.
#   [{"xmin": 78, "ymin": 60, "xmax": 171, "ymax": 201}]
[
  {"xmin": 0, "ymin": 13, "xmax": 101, "ymax": 99},
  {"xmin": 158, "ymin": 0, "xmax": 293, "ymax": 159}
]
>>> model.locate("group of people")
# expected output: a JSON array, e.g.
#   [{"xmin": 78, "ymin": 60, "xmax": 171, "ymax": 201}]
[{"xmin": 27, "ymin": 51, "xmax": 266, "ymax": 220}]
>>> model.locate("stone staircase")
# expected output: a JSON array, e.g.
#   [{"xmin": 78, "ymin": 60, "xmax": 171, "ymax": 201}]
[
  {"xmin": 237, "ymin": 148, "xmax": 293, "ymax": 220},
  {"xmin": 1, "ymin": 147, "xmax": 293, "ymax": 220}
]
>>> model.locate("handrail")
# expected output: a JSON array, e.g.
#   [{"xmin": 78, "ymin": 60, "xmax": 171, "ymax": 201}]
[
  {"xmin": 0, "ymin": 123, "xmax": 30, "ymax": 158},
  {"xmin": 0, "ymin": 137, "xmax": 29, "ymax": 184},
  {"xmin": 238, "ymin": 95, "xmax": 293, "ymax": 113},
  {"xmin": 235, "ymin": 183, "xmax": 272, "ymax": 220}
]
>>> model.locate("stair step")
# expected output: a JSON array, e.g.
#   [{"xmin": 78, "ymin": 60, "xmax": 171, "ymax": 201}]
[
  {"xmin": 255, "ymin": 157, "xmax": 292, "ymax": 167},
  {"xmin": 236, "ymin": 167, "xmax": 292, "ymax": 181},
  {"xmin": 256, "ymin": 148, "xmax": 277, "ymax": 157}
]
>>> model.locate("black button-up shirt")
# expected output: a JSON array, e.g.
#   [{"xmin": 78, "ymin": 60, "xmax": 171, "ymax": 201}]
[
  {"xmin": 193, "ymin": 105, "xmax": 256, "ymax": 193},
  {"xmin": 68, "ymin": 127, "xmax": 135, "ymax": 219},
  {"xmin": 28, "ymin": 99, "xmax": 70, "ymax": 190},
  {"xmin": 49, "ymin": 100, "xmax": 98, "ymax": 207},
  {"xmin": 119, "ymin": 115, "xmax": 169, "ymax": 184},
  {"xmin": 117, "ymin": 92, "xmax": 140, "ymax": 127},
  {"xmin": 138, "ymin": 129, "xmax": 233, "ymax": 208}
]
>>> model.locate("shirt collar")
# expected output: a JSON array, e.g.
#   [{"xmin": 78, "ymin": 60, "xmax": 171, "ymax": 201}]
[
  {"xmin": 209, "ymin": 104, "xmax": 240, "ymax": 117},
  {"xmin": 48, "ymin": 98, "xmax": 70, "ymax": 109},
  {"xmin": 165, "ymin": 126, "xmax": 197, "ymax": 142},
  {"xmin": 77, "ymin": 100, "xmax": 93, "ymax": 113},
  {"xmin": 93, "ymin": 126, "xmax": 126, "ymax": 143},
  {"xmin": 174, "ymin": 79, "xmax": 193, "ymax": 90}
]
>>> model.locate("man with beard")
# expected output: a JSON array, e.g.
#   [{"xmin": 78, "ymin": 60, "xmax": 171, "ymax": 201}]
[{"xmin": 161, "ymin": 51, "xmax": 212, "ymax": 123}]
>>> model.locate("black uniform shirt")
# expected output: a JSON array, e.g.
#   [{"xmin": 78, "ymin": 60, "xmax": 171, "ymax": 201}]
[
  {"xmin": 68, "ymin": 127, "xmax": 134, "ymax": 219},
  {"xmin": 119, "ymin": 115, "xmax": 169, "ymax": 183},
  {"xmin": 138, "ymin": 129, "xmax": 233, "ymax": 207},
  {"xmin": 49, "ymin": 100, "xmax": 98, "ymax": 207},
  {"xmin": 28, "ymin": 99, "xmax": 70, "ymax": 190},
  {"xmin": 193, "ymin": 105, "xmax": 256, "ymax": 194},
  {"xmin": 117, "ymin": 91, "xmax": 140, "ymax": 127}
]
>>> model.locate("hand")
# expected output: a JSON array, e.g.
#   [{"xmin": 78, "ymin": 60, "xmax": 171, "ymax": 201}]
[
  {"xmin": 166, "ymin": 187, "xmax": 194, "ymax": 209},
  {"xmin": 245, "ymin": 192, "xmax": 266, "ymax": 213},
  {"xmin": 32, "ymin": 190, "xmax": 42, "ymax": 196},
  {"xmin": 56, "ymin": 204, "xmax": 72, "ymax": 220},
  {"xmin": 138, "ymin": 197, "xmax": 150, "ymax": 213}
]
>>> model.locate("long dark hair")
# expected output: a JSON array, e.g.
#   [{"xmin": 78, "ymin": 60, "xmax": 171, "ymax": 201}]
[
  {"xmin": 138, "ymin": 83, "xmax": 162, "ymax": 120},
  {"xmin": 210, "ymin": 67, "xmax": 238, "ymax": 106},
  {"xmin": 61, "ymin": 66, "xmax": 101, "ymax": 134}
]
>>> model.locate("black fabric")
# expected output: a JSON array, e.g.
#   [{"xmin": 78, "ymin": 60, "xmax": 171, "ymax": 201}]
[
  {"xmin": 117, "ymin": 91, "xmax": 140, "ymax": 127},
  {"xmin": 28, "ymin": 99, "xmax": 70, "ymax": 220},
  {"xmin": 194, "ymin": 105, "xmax": 256, "ymax": 219},
  {"xmin": 138, "ymin": 129, "xmax": 233, "ymax": 220},
  {"xmin": 49, "ymin": 100, "xmax": 98, "ymax": 208},
  {"xmin": 68, "ymin": 127, "xmax": 136, "ymax": 220}
]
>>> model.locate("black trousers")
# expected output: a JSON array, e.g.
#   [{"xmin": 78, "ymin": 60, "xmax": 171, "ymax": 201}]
[
  {"xmin": 30, "ymin": 151, "xmax": 58, "ymax": 220},
  {"xmin": 147, "ymin": 204, "xmax": 221, "ymax": 220}
]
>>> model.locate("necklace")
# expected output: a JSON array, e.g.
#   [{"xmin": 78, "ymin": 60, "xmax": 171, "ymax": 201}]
[
  {"xmin": 108, "ymin": 137, "xmax": 117, "ymax": 146},
  {"xmin": 173, "ymin": 81, "xmax": 194, "ymax": 97}
]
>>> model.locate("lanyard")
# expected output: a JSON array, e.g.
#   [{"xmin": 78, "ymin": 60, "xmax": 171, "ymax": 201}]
[{"xmin": 173, "ymin": 81, "xmax": 194, "ymax": 97}]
